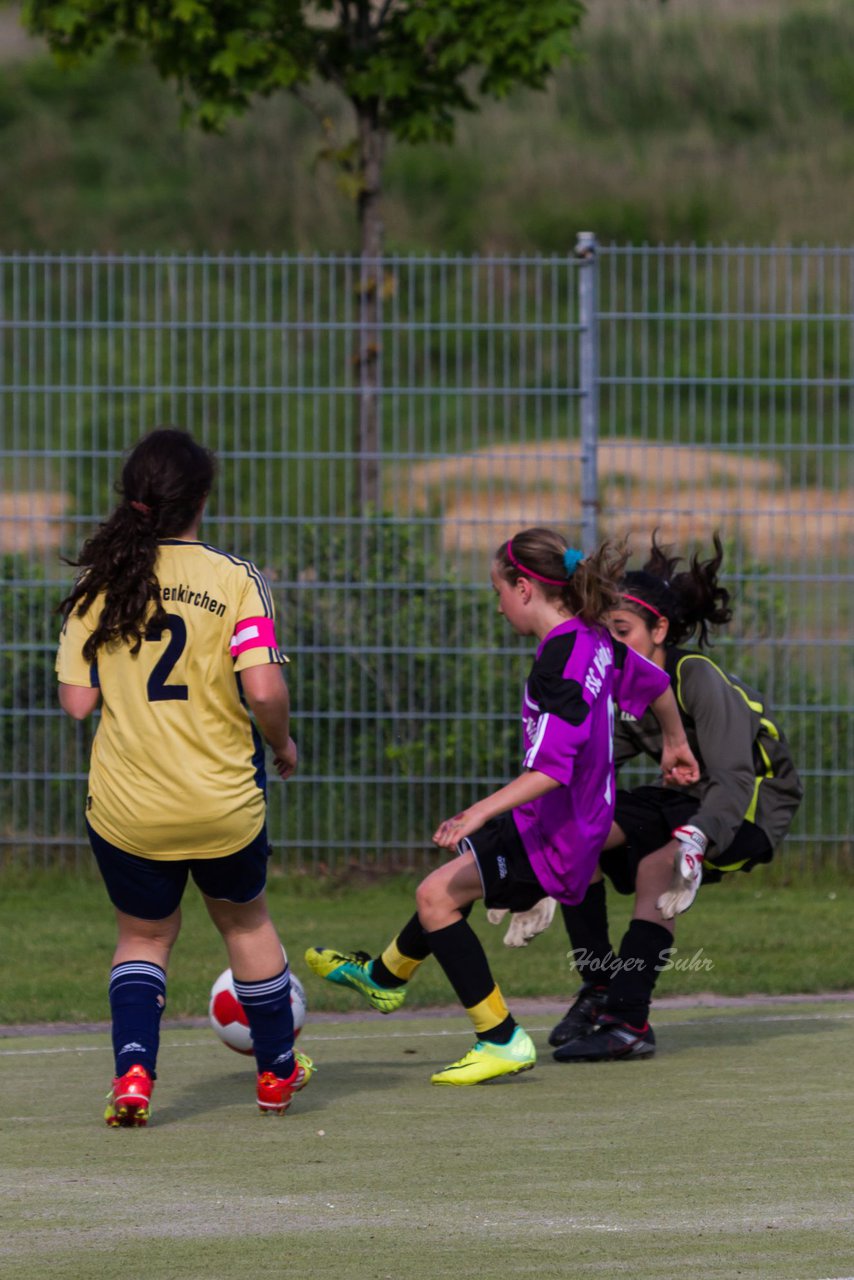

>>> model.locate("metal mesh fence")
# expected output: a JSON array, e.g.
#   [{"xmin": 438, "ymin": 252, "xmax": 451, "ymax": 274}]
[{"xmin": 1, "ymin": 243, "xmax": 851, "ymax": 872}]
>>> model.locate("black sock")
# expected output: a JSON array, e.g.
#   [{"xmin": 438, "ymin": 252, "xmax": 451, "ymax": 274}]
[
  {"xmin": 371, "ymin": 903, "xmax": 474, "ymax": 988},
  {"xmin": 604, "ymin": 918, "xmax": 674, "ymax": 1028},
  {"xmin": 561, "ymin": 880, "xmax": 614, "ymax": 989},
  {"xmin": 427, "ymin": 918, "xmax": 516, "ymax": 1045},
  {"xmin": 371, "ymin": 912, "xmax": 429, "ymax": 987}
]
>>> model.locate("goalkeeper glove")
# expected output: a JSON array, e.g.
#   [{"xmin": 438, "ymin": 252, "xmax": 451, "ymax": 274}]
[
  {"xmin": 656, "ymin": 824, "xmax": 707, "ymax": 919},
  {"xmin": 486, "ymin": 897, "xmax": 557, "ymax": 947}
]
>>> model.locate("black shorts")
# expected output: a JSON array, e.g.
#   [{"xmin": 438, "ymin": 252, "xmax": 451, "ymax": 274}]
[
  {"xmin": 599, "ymin": 786, "xmax": 775, "ymax": 895},
  {"xmin": 87, "ymin": 821, "xmax": 272, "ymax": 921},
  {"xmin": 460, "ymin": 814, "xmax": 547, "ymax": 912}
]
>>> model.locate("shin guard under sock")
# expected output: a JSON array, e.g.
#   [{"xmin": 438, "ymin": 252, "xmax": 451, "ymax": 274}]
[
  {"xmin": 233, "ymin": 965, "xmax": 295, "ymax": 1076},
  {"xmin": 110, "ymin": 961, "xmax": 167, "ymax": 1078},
  {"xmin": 427, "ymin": 918, "xmax": 516, "ymax": 1045},
  {"xmin": 372, "ymin": 904, "xmax": 474, "ymax": 988}
]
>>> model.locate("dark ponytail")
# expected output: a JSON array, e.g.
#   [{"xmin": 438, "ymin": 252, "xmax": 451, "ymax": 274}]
[
  {"xmin": 495, "ymin": 527, "xmax": 630, "ymax": 625},
  {"xmin": 621, "ymin": 530, "xmax": 732, "ymax": 648},
  {"xmin": 59, "ymin": 428, "xmax": 216, "ymax": 660}
]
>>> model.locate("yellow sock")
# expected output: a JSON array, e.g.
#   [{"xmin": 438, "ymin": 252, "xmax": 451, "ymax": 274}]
[
  {"xmin": 464, "ymin": 984, "xmax": 510, "ymax": 1036},
  {"xmin": 379, "ymin": 937, "xmax": 424, "ymax": 983}
]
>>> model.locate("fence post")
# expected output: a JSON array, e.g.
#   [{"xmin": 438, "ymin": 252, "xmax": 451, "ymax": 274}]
[{"xmin": 575, "ymin": 231, "xmax": 599, "ymax": 553}]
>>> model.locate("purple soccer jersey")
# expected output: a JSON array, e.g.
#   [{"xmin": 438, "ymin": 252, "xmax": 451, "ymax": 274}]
[{"xmin": 511, "ymin": 618, "xmax": 670, "ymax": 904}]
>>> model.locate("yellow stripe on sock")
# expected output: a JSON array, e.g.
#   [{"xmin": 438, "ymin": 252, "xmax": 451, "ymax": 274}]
[
  {"xmin": 380, "ymin": 938, "xmax": 423, "ymax": 983},
  {"xmin": 466, "ymin": 985, "xmax": 510, "ymax": 1034}
]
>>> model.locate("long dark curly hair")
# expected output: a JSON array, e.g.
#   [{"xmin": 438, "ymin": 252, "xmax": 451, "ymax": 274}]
[
  {"xmin": 620, "ymin": 531, "xmax": 732, "ymax": 648},
  {"xmin": 59, "ymin": 428, "xmax": 216, "ymax": 661}
]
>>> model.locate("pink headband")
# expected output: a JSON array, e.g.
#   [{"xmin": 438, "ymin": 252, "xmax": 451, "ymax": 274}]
[
  {"xmin": 621, "ymin": 592, "xmax": 666, "ymax": 620},
  {"xmin": 506, "ymin": 543, "xmax": 569, "ymax": 586},
  {"xmin": 130, "ymin": 500, "xmax": 152, "ymax": 515}
]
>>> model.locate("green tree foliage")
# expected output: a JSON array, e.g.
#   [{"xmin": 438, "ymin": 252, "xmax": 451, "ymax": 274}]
[
  {"xmin": 23, "ymin": 1, "xmax": 584, "ymax": 208},
  {"xmin": 24, "ymin": 1, "xmax": 585, "ymax": 504}
]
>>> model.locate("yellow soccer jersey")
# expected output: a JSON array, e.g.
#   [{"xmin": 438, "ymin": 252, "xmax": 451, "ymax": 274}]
[{"xmin": 55, "ymin": 539, "xmax": 287, "ymax": 859}]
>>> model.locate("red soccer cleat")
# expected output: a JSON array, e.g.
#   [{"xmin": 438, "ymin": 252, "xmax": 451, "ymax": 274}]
[
  {"xmin": 104, "ymin": 1063, "xmax": 154, "ymax": 1128},
  {"xmin": 257, "ymin": 1052, "xmax": 315, "ymax": 1115}
]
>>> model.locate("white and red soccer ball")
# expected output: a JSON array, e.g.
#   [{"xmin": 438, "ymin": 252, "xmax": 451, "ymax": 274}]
[{"xmin": 209, "ymin": 968, "xmax": 307, "ymax": 1055}]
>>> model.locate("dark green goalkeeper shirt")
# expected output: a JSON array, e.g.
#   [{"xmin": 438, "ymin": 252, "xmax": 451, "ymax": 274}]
[{"xmin": 613, "ymin": 647, "xmax": 803, "ymax": 859}]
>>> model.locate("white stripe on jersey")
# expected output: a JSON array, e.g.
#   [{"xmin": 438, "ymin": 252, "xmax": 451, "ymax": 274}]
[{"xmin": 524, "ymin": 712, "xmax": 551, "ymax": 769}]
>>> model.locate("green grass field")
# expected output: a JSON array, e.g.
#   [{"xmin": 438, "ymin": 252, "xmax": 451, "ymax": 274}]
[
  {"xmin": 5, "ymin": 873, "xmax": 854, "ymax": 1277},
  {"xmin": 3, "ymin": 869, "xmax": 854, "ymax": 1025},
  {"xmin": 4, "ymin": 1002, "xmax": 854, "ymax": 1279}
]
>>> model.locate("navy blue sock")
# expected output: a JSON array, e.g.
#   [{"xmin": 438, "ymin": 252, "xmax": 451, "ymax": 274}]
[
  {"xmin": 109, "ymin": 961, "xmax": 167, "ymax": 1078},
  {"xmin": 233, "ymin": 965, "xmax": 295, "ymax": 1076}
]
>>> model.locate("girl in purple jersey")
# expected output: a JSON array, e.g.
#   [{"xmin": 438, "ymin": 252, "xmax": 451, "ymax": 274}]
[
  {"xmin": 305, "ymin": 528, "xmax": 699, "ymax": 1086},
  {"xmin": 548, "ymin": 533, "xmax": 803, "ymax": 1063}
]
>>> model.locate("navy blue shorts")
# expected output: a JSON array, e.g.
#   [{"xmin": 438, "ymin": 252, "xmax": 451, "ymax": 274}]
[
  {"xmin": 86, "ymin": 821, "xmax": 272, "ymax": 921},
  {"xmin": 460, "ymin": 814, "xmax": 547, "ymax": 912}
]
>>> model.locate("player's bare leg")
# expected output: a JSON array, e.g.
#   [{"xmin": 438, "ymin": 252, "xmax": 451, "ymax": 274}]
[
  {"xmin": 414, "ymin": 849, "xmax": 484, "ymax": 929},
  {"xmin": 634, "ymin": 844, "xmax": 681, "ymax": 928},
  {"xmin": 203, "ymin": 890, "xmax": 283, "ymax": 982},
  {"xmin": 113, "ymin": 905, "xmax": 181, "ymax": 971}
]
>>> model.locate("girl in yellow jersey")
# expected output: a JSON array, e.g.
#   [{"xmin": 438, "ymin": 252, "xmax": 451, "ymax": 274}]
[{"xmin": 56, "ymin": 428, "xmax": 313, "ymax": 1124}]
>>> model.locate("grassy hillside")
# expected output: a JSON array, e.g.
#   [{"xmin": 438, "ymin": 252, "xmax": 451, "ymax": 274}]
[{"xmin": 1, "ymin": 0, "xmax": 853, "ymax": 251}]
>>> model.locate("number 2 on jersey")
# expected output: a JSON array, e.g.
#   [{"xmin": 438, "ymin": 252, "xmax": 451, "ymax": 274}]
[{"xmin": 146, "ymin": 613, "xmax": 189, "ymax": 702}]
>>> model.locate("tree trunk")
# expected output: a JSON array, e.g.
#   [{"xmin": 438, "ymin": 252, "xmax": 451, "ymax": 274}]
[{"xmin": 355, "ymin": 102, "xmax": 385, "ymax": 511}]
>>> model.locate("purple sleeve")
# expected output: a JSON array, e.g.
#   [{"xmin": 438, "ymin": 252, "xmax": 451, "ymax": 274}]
[{"xmin": 612, "ymin": 643, "xmax": 670, "ymax": 719}]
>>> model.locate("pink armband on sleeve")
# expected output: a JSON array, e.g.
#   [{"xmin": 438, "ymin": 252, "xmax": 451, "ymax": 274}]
[{"xmin": 230, "ymin": 616, "xmax": 279, "ymax": 657}]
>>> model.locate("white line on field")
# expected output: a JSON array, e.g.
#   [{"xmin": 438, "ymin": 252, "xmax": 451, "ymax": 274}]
[{"xmin": 3, "ymin": 1009, "xmax": 854, "ymax": 1057}]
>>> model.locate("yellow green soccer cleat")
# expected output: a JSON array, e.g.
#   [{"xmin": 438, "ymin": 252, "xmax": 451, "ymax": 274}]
[
  {"xmin": 431, "ymin": 1027, "xmax": 537, "ymax": 1086},
  {"xmin": 304, "ymin": 947, "xmax": 407, "ymax": 1014}
]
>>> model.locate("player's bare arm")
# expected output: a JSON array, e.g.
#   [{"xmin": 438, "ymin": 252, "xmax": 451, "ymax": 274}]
[
  {"xmin": 648, "ymin": 686, "xmax": 700, "ymax": 786},
  {"xmin": 58, "ymin": 682, "xmax": 100, "ymax": 720},
  {"xmin": 433, "ymin": 769, "xmax": 561, "ymax": 849},
  {"xmin": 240, "ymin": 663, "xmax": 297, "ymax": 779}
]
